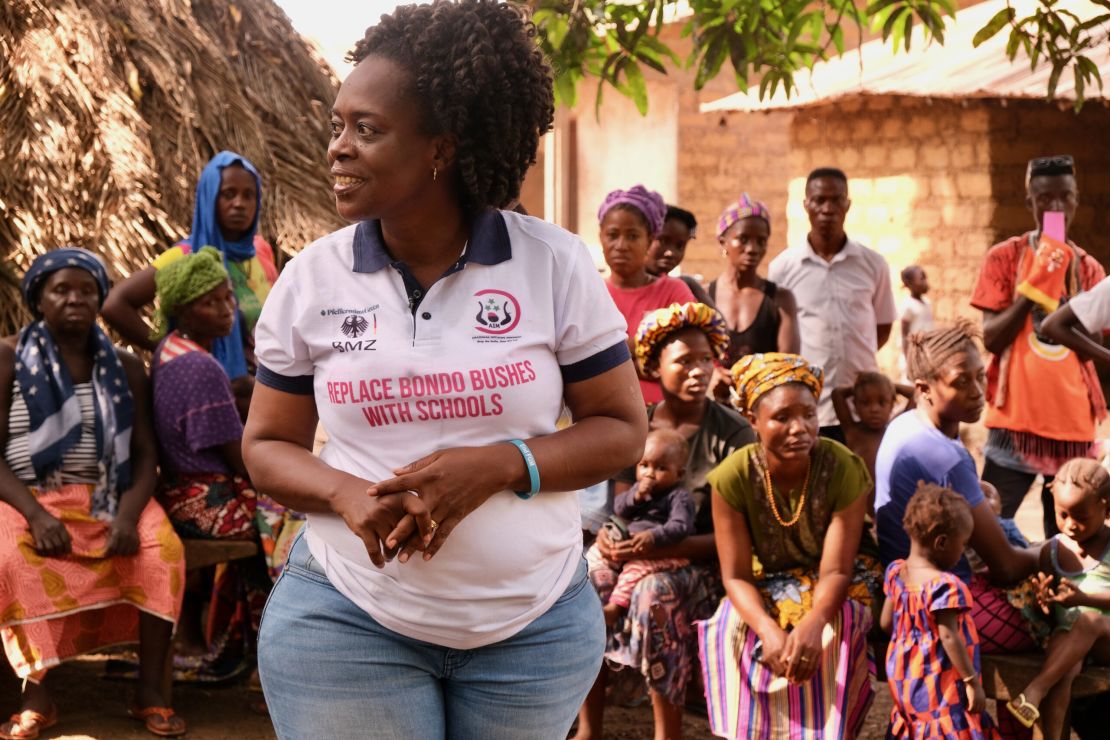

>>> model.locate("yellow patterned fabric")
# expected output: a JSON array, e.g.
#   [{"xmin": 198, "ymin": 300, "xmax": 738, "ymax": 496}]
[
  {"xmin": 633, "ymin": 302, "xmax": 730, "ymax": 374},
  {"xmin": 730, "ymin": 352, "xmax": 824, "ymax": 414},
  {"xmin": 0, "ymin": 484, "xmax": 184, "ymax": 680}
]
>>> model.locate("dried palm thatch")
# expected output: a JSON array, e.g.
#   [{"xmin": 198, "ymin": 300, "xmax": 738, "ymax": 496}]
[{"xmin": 0, "ymin": 0, "xmax": 345, "ymax": 334}]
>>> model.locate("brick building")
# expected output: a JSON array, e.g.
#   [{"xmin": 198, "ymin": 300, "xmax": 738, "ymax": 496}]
[{"xmin": 541, "ymin": 0, "xmax": 1109, "ymax": 376}]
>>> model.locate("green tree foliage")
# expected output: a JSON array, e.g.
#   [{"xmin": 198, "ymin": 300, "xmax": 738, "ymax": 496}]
[{"xmin": 529, "ymin": 0, "xmax": 1110, "ymax": 114}]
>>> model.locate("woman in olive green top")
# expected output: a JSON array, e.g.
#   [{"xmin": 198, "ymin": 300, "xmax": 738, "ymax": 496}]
[{"xmin": 697, "ymin": 353, "xmax": 880, "ymax": 739}]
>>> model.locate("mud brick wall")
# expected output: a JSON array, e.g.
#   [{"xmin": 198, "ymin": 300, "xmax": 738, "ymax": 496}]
[{"xmin": 678, "ymin": 95, "xmax": 1110, "ymax": 378}]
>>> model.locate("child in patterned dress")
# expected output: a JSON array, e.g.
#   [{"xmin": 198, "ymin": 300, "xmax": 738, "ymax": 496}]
[
  {"xmin": 881, "ymin": 482, "xmax": 1000, "ymax": 739},
  {"xmin": 1006, "ymin": 458, "xmax": 1110, "ymax": 737}
]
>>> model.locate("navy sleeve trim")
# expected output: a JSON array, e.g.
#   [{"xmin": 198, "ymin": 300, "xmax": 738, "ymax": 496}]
[
  {"xmin": 257, "ymin": 364, "xmax": 315, "ymax": 395},
  {"xmin": 560, "ymin": 341, "xmax": 630, "ymax": 384}
]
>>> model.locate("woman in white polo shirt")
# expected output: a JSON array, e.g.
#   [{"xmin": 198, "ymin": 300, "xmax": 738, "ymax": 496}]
[{"xmin": 241, "ymin": 2, "xmax": 647, "ymax": 738}]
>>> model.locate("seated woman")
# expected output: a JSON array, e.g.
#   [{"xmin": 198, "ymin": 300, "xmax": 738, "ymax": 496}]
[
  {"xmin": 874, "ymin": 321, "xmax": 1040, "ymax": 737},
  {"xmin": 698, "ymin": 353, "xmax": 879, "ymax": 739},
  {"xmin": 600, "ymin": 185, "xmax": 696, "ymax": 405},
  {"xmin": 576, "ymin": 302, "xmax": 755, "ymax": 740},
  {"xmin": 102, "ymin": 151, "xmax": 278, "ymax": 411},
  {"xmin": 149, "ymin": 247, "xmax": 291, "ymax": 682},
  {"xmin": 152, "ymin": 246, "xmax": 258, "ymax": 538},
  {"xmin": 0, "ymin": 249, "xmax": 185, "ymax": 738}
]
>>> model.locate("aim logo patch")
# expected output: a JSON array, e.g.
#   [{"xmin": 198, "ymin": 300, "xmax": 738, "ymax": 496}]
[{"xmin": 474, "ymin": 289, "xmax": 521, "ymax": 335}]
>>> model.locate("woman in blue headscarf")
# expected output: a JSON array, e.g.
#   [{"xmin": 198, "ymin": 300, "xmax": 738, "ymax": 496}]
[
  {"xmin": 0, "ymin": 248, "xmax": 186, "ymax": 739},
  {"xmin": 102, "ymin": 151, "xmax": 278, "ymax": 388}
]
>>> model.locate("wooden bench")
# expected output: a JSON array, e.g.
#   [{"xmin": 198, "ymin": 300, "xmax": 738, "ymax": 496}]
[
  {"xmin": 980, "ymin": 653, "xmax": 1110, "ymax": 736},
  {"xmin": 981, "ymin": 653, "xmax": 1110, "ymax": 702},
  {"xmin": 182, "ymin": 538, "xmax": 259, "ymax": 571}
]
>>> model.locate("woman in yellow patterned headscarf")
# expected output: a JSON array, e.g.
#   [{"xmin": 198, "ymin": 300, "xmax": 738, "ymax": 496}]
[
  {"xmin": 586, "ymin": 301, "xmax": 755, "ymax": 740},
  {"xmin": 730, "ymin": 352, "xmax": 823, "ymax": 415},
  {"xmin": 634, "ymin": 302, "xmax": 730, "ymax": 375},
  {"xmin": 697, "ymin": 350, "xmax": 880, "ymax": 740}
]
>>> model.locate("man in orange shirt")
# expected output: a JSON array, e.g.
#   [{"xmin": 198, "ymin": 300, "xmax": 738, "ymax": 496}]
[{"xmin": 971, "ymin": 155, "xmax": 1106, "ymax": 537}]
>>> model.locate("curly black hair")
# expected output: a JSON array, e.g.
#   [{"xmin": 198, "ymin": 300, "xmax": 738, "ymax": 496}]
[
  {"xmin": 349, "ymin": 0, "xmax": 554, "ymax": 212},
  {"xmin": 902, "ymin": 482, "xmax": 973, "ymax": 546}
]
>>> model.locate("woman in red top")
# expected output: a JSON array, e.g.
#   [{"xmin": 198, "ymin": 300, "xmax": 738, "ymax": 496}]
[{"xmin": 600, "ymin": 185, "xmax": 695, "ymax": 404}]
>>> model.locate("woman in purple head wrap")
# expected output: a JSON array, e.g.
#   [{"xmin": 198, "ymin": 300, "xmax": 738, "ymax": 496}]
[
  {"xmin": 600, "ymin": 186, "xmax": 696, "ymax": 405},
  {"xmin": 707, "ymin": 193, "xmax": 800, "ymax": 401}
]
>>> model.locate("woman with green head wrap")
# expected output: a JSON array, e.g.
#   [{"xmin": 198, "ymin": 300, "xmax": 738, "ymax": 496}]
[
  {"xmin": 149, "ymin": 247, "xmax": 298, "ymax": 683},
  {"xmin": 152, "ymin": 246, "xmax": 236, "ymax": 343}
]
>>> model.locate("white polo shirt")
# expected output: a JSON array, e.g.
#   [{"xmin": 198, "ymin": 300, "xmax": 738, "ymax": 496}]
[
  {"xmin": 254, "ymin": 210, "xmax": 629, "ymax": 649},
  {"xmin": 1068, "ymin": 275, "xmax": 1110, "ymax": 334},
  {"xmin": 768, "ymin": 238, "xmax": 896, "ymax": 426}
]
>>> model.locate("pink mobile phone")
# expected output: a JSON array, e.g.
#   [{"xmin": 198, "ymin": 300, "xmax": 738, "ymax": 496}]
[{"xmin": 1043, "ymin": 211, "xmax": 1066, "ymax": 242}]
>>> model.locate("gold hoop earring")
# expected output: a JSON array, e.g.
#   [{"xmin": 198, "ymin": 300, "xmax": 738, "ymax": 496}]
[{"xmin": 433, "ymin": 166, "xmax": 438, "ymax": 182}]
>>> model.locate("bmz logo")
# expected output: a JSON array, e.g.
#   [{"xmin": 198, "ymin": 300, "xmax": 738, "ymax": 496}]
[
  {"xmin": 335, "ymin": 314, "xmax": 377, "ymax": 352},
  {"xmin": 340, "ymin": 315, "xmax": 369, "ymax": 338},
  {"xmin": 474, "ymin": 289, "xmax": 521, "ymax": 335},
  {"xmin": 332, "ymin": 338, "xmax": 377, "ymax": 353}
]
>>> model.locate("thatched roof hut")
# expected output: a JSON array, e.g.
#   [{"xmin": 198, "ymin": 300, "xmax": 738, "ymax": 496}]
[{"xmin": 1, "ymin": 0, "xmax": 345, "ymax": 334}]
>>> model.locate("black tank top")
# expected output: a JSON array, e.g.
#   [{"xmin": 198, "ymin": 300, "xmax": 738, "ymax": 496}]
[{"xmin": 709, "ymin": 279, "xmax": 781, "ymax": 366}]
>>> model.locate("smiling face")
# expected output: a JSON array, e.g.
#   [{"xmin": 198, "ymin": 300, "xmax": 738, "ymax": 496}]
[
  {"xmin": 721, "ymin": 216, "xmax": 770, "ymax": 274},
  {"xmin": 750, "ymin": 384, "xmax": 819, "ymax": 464},
  {"xmin": 36, "ymin": 268, "xmax": 100, "ymax": 337},
  {"xmin": 654, "ymin": 328, "xmax": 714, "ymax": 401},
  {"xmin": 215, "ymin": 165, "xmax": 258, "ymax": 241},
  {"xmin": 1053, "ymin": 479, "xmax": 1110, "ymax": 547},
  {"xmin": 176, "ymin": 280, "xmax": 237, "ymax": 343},
  {"xmin": 647, "ymin": 217, "xmax": 693, "ymax": 275},
  {"xmin": 601, "ymin": 206, "xmax": 652, "ymax": 281},
  {"xmin": 327, "ymin": 55, "xmax": 444, "ymax": 223}
]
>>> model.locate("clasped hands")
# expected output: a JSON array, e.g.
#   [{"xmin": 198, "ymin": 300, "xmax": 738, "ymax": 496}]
[
  {"xmin": 332, "ymin": 445, "xmax": 512, "ymax": 568},
  {"xmin": 27, "ymin": 507, "xmax": 140, "ymax": 558},
  {"xmin": 756, "ymin": 615, "xmax": 827, "ymax": 685}
]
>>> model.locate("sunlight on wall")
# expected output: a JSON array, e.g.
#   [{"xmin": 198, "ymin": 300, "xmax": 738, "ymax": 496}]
[{"xmin": 575, "ymin": 79, "xmax": 679, "ymax": 264}]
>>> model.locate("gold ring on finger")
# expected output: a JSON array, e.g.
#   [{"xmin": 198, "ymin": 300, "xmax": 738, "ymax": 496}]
[{"xmin": 429, "ymin": 519, "xmax": 439, "ymax": 532}]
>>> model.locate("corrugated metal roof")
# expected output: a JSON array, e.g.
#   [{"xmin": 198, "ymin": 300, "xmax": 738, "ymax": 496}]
[{"xmin": 701, "ymin": 0, "xmax": 1110, "ymax": 112}]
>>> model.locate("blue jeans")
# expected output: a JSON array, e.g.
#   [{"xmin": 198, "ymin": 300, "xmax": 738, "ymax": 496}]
[{"xmin": 258, "ymin": 535, "xmax": 604, "ymax": 739}]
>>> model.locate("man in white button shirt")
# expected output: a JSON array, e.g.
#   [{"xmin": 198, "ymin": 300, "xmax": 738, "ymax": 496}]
[{"xmin": 768, "ymin": 167, "xmax": 896, "ymax": 443}]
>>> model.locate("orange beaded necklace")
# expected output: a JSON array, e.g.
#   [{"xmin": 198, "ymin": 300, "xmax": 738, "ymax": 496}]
[{"xmin": 759, "ymin": 449, "xmax": 812, "ymax": 528}]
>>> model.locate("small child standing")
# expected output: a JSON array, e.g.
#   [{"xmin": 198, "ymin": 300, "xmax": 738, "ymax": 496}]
[
  {"xmin": 832, "ymin": 372, "xmax": 912, "ymax": 485},
  {"xmin": 899, "ymin": 265, "xmax": 935, "ymax": 380},
  {"xmin": 1006, "ymin": 458, "xmax": 1110, "ymax": 737},
  {"xmin": 882, "ymin": 483, "xmax": 999, "ymax": 739},
  {"xmin": 586, "ymin": 429, "xmax": 695, "ymax": 626}
]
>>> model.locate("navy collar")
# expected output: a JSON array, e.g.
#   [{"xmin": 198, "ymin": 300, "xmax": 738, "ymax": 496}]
[{"xmin": 352, "ymin": 209, "xmax": 512, "ymax": 274}]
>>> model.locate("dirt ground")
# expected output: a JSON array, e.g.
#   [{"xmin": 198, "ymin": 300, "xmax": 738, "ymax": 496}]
[
  {"xmin": 0, "ymin": 485, "xmax": 1048, "ymax": 739},
  {"xmin": 0, "ymin": 653, "xmax": 915, "ymax": 740}
]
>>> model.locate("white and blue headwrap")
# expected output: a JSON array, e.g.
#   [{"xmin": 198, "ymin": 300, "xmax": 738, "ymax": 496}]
[{"xmin": 18, "ymin": 248, "xmax": 133, "ymax": 520}]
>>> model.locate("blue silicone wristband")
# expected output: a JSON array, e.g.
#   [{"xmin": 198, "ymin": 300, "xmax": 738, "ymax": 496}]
[{"xmin": 508, "ymin": 439, "xmax": 541, "ymax": 499}]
